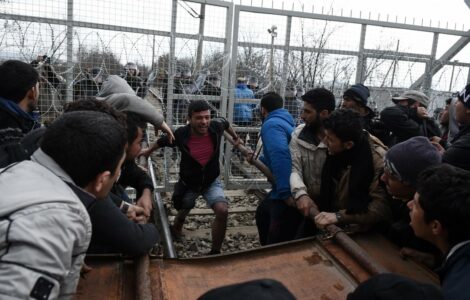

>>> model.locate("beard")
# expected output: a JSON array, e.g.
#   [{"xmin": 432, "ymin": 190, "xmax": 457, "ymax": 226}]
[{"xmin": 305, "ymin": 117, "xmax": 321, "ymax": 134}]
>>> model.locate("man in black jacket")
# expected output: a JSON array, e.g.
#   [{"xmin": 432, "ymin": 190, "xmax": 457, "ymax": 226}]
[
  {"xmin": 380, "ymin": 90, "xmax": 441, "ymax": 145},
  {"xmin": 0, "ymin": 60, "xmax": 41, "ymax": 147},
  {"xmin": 143, "ymin": 100, "xmax": 240, "ymax": 254},
  {"xmin": 441, "ymin": 84, "xmax": 470, "ymax": 171}
]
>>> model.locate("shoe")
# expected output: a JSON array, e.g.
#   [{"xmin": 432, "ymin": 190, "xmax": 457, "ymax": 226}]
[{"xmin": 207, "ymin": 249, "xmax": 221, "ymax": 255}]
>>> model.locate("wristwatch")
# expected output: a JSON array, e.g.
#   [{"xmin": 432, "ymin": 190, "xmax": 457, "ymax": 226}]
[
  {"xmin": 335, "ymin": 212, "xmax": 343, "ymax": 224},
  {"xmin": 120, "ymin": 202, "xmax": 131, "ymax": 214}
]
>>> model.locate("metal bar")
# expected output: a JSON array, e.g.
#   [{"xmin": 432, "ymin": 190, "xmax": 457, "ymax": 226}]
[
  {"xmin": 355, "ymin": 24, "xmax": 367, "ymax": 84},
  {"xmin": 235, "ymin": 5, "xmax": 470, "ymax": 37},
  {"xmin": 195, "ymin": 4, "xmax": 206, "ymax": 74},
  {"xmin": 423, "ymin": 32, "xmax": 439, "ymax": 94},
  {"xmin": 135, "ymin": 255, "xmax": 152, "ymax": 300},
  {"xmin": 411, "ymin": 31, "xmax": 470, "ymax": 89},
  {"xmin": 280, "ymin": 16, "xmax": 292, "ymax": 98},
  {"xmin": 65, "ymin": 0, "xmax": 73, "ymax": 103}
]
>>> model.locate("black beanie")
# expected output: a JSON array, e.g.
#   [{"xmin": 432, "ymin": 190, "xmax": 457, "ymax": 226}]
[{"xmin": 344, "ymin": 83, "xmax": 370, "ymax": 106}]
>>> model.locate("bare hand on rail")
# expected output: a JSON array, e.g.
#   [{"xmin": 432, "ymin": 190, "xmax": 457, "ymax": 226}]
[
  {"xmin": 314, "ymin": 212, "xmax": 338, "ymax": 229},
  {"xmin": 296, "ymin": 195, "xmax": 316, "ymax": 217}
]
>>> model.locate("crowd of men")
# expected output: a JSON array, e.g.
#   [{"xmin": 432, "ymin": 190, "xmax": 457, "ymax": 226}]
[{"xmin": 0, "ymin": 58, "xmax": 469, "ymax": 299}]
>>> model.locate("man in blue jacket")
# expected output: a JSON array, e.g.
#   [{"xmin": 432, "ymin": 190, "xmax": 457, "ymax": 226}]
[{"xmin": 255, "ymin": 92, "xmax": 302, "ymax": 245}]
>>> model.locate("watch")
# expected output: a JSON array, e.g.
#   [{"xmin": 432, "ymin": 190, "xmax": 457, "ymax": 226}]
[
  {"xmin": 120, "ymin": 202, "xmax": 130, "ymax": 214},
  {"xmin": 335, "ymin": 212, "xmax": 343, "ymax": 223}
]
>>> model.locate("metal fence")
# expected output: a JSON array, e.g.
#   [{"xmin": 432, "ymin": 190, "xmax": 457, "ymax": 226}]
[{"xmin": 1, "ymin": 0, "xmax": 469, "ymax": 190}]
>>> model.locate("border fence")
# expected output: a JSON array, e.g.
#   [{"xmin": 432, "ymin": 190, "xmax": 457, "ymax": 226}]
[{"xmin": 1, "ymin": 0, "xmax": 469, "ymax": 191}]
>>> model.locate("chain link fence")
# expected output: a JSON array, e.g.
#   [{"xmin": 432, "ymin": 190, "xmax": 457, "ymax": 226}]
[{"xmin": 1, "ymin": 0, "xmax": 469, "ymax": 190}]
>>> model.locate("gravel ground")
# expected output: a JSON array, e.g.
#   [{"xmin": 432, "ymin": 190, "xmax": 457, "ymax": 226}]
[{"xmin": 162, "ymin": 192, "xmax": 262, "ymax": 258}]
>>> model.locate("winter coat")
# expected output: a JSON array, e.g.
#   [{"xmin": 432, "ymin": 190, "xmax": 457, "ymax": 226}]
[
  {"xmin": 260, "ymin": 108, "xmax": 295, "ymax": 200},
  {"xmin": 333, "ymin": 134, "xmax": 391, "ymax": 226},
  {"xmin": 436, "ymin": 241, "xmax": 470, "ymax": 300},
  {"xmin": 96, "ymin": 75, "xmax": 164, "ymax": 128},
  {"xmin": 289, "ymin": 124, "xmax": 327, "ymax": 201},
  {"xmin": 233, "ymin": 83, "xmax": 256, "ymax": 124},
  {"xmin": 0, "ymin": 149, "xmax": 91, "ymax": 299},
  {"xmin": 157, "ymin": 117, "xmax": 229, "ymax": 191},
  {"xmin": 380, "ymin": 104, "xmax": 441, "ymax": 145},
  {"xmin": 442, "ymin": 124, "xmax": 470, "ymax": 171}
]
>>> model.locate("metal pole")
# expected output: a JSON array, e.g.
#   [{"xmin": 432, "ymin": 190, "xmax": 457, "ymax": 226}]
[
  {"xmin": 280, "ymin": 16, "xmax": 292, "ymax": 98},
  {"xmin": 355, "ymin": 24, "xmax": 367, "ymax": 84},
  {"xmin": 390, "ymin": 40, "xmax": 400, "ymax": 88},
  {"xmin": 270, "ymin": 34, "xmax": 275, "ymax": 91},
  {"xmin": 449, "ymin": 61, "xmax": 458, "ymax": 91},
  {"xmin": 195, "ymin": 4, "xmax": 206, "ymax": 74},
  {"xmin": 66, "ymin": 0, "xmax": 74, "ymax": 103},
  {"xmin": 423, "ymin": 32, "xmax": 439, "ymax": 95}
]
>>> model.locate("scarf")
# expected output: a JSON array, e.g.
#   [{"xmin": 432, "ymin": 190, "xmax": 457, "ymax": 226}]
[{"xmin": 318, "ymin": 132, "xmax": 375, "ymax": 214}]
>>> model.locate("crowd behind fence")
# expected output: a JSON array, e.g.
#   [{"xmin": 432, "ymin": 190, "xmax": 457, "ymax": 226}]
[{"xmin": 1, "ymin": 0, "xmax": 469, "ymax": 190}]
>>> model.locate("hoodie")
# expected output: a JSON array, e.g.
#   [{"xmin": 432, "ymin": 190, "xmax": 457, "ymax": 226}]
[
  {"xmin": 260, "ymin": 108, "xmax": 295, "ymax": 200},
  {"xmin": 96, "ymin": 75, "xmax": 164, "ymax": 128}
]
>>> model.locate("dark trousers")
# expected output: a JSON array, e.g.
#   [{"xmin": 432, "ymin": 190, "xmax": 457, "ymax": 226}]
[{"xmin": 255, "ymin": 198, "xmax": 303, "ymax": 246}]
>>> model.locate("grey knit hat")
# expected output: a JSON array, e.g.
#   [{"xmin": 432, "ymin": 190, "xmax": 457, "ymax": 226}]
[
  {"xmin": 385, "ymin": 136, "xmax": 441, "ymax": 187},
  {"xmin": 392, "ymin": 90, "xmax": 430, "ymax": 108}
]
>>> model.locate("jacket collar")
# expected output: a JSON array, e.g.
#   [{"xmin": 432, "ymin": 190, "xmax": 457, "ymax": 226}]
[{"xmin": 31, "ymin": 148, "xmax": 76, "ymax": 185}]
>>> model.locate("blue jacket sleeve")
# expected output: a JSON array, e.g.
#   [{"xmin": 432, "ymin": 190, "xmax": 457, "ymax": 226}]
[{"xmin": 261, "ymin": 123, "xmax": 292, "ymax": 200}]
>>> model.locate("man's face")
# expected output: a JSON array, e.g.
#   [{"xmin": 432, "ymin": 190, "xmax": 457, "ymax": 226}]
[
  {"xmin": 380, "ymin": 166, "xmax": 415, "ymax": 200},
  {"xmin": 300, "ymin": 102, "xmax": 319, "ymax": 126},
  {"xmin": 323, "ymin": 129, "xmax": 350, "ymax": 155},
  {"xmin": 455, "ymin": 100, "xmax": 470, "ymax": 124},
  {"xmin": 189, "ymin": 110, "xmax": 210, "ymax": 136},
  {"xmin": 27, "ymin": 82, "xmax": 40, "ymax": 112},
  {"xmin": 341, "ymin": 97, "xmax": 361, "ymax": 112},
  {"xmin": 439, "ymin": 105, "xmax": 450, "ymax": 125},
  {"xmin": 407, "ymin": 193, "xmax": 433, "ymax": 242},
  {"xmin": 126, "ymin": 127, "xmax": 143, "ymax": 160},
  {"xmin": 95, "ymin": 151, "xmax": 126, "ymax": 200}
]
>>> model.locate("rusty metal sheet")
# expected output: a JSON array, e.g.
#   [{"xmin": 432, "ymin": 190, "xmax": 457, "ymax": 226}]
[
  {"xmin": 150, "ymin": 238, "xmax": 358, "ymax": 300},
  {"xmin": 74, "ymin": 256, "xmax": 135, "ymax": 300}
]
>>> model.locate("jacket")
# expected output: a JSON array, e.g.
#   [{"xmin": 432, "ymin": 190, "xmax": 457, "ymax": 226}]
[
  {"xmin": 442, "ymin": 124, "xmax": 470, "ymax": 171},
  {"xmin": 334, "ymin": 134, "xmax": 392, "ymax": 226},
  {"xmin": 0, "ymin": 149, "xmax": 91, "ymax": 299},
  {"xmin": 96, "ymin": 75, "xmax": 164, "ymax": 128},
  {"xmin": 380, "ymin": 104, "xmax": 441, "ymax": 145},
  {"xmin": 233, "ymin": 83, "xmax": 255, "ymax": 124},
  {"xmin": 0, "ymin": 97, "xmax": 40, "ymax": 146},
  {"xmin": 290, "ymin": 124, "xmax": 327, "ymax": 201},
  {"xmin": 260, "ymin": 108, "xmax": 295, "ymax": 200},
  {"xmin": 157, "ymin": 117, "xmax": 229, "ymax": 191},
  {"xmin": 436, "ymin": 241, "xmax": 470, "ymax": 300}
]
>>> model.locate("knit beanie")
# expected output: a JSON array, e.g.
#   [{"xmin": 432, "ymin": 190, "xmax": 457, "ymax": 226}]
[
  {"xmin": 385, "ymin": 136, "xmax": 442, "ymax": 187},
  {"xmin": 343, "ymin": 83, "xmax": 370, "ymax": 106}
]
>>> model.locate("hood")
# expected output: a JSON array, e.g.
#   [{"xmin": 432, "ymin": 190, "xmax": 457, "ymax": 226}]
[
  {"xmin": 292, "ymin": 123, "xmax": 327, "ymax": 151},
  {"xmin": 264, "ymin": 108, "xmax": 295, "ymax": 127},
  {"xmin": 97, "ymin": 75, "xmax": 136, "ymax": 98}
]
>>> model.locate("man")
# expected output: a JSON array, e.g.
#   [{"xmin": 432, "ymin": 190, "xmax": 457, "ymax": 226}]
[
  {"xmin": 408, "ymin": 164, "xmax": 470, "ymax": 300},
  {"xmin": 341, "ymin": 83, "xmax": 391, "ymax": 145},
  {"xmin": 314, "ymin": 109, "xmax": 391, "ymax": 230},
  {"xmin": 441, "ymin": 84, "xmax": 470, "ymax": 171},
  {"xmin": 123, "ymin": 62, "xmax": 145, "ymax": 98},
  {"xmin": 255, "ymin": 92, "xmax": 298, "ymax": 245},
  {"xmin": 63, "ymin": 99, "xmax": 159, "ymax": 256},
  {"xmin": 380, "ymin": 90, "xmax": 441, "ymax": 145},
  {"xmin": 0, "ymin": 111, "xmax": 127, "ymax": 299},
  {"xmin": 233, "ymin": 76, "xmax": 256, "ymax": 127},
  {"xmin": 143, "ymin": 100, "xmax": 240, "ymax": 255},
  {"xmin": 290, "ymin": 88, "xmax": 335, "ymax": 219},
  {"xmin": 0, "ymin": 60, "xmax": 41, "ymax": 146},
  {"xmin": 381, "ymin": 136, "xmax": 442, "ymax": 265}
]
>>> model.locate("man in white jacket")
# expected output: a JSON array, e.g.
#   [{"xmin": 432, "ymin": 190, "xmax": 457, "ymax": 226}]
[{"xmin": 0, "ymin": 111, "xmax": 127, "ymax": 299}]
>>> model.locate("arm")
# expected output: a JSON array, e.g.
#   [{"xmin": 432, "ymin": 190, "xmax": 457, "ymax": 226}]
[
  {"xmin": 139, "ymin": 132, "xmax": 175, "ymax": 158},
  {"xmin": 225, "ymin": 124, "xmax": 241, "ymax": 146},
  {"xmin": 380, "ymin": 106, "xmax": 422, "ymax": 140},
  {"xmin": 261, "ymin": 123, "xmax": 292, "ymax": 200}
]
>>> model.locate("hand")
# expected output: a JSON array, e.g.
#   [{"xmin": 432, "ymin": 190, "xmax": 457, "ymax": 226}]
[
  {"xmin": 80, "ymin": 262, "xmax": 93, "ymax": 279},
  {"xmin": 430, "ymin": 136, "xmax": 441, "ymax": 144},
  {"xmin": 139, "ymin": 147, "xmax": 154, "ymax": 159},
  {"xmin": 232, "ymin": 135, "xmax": 243, "ymax": 147},
  {"xmin": 284, "ymin": 196, "xmax": 296, "ymax": 207},
  {"xmin": 296, "ymin": 195, "xmax": 316, "ymax": 217},
  {"xmin": 127, "ymin": 204, "xmax": 149, "ymax": 224},
  {"xmin": 430, "ymin": 141, "xmax": 445, "ymax": 154},
  {"xmin": 417, "ymin": 107, "xmax": 429, "ymax": 119},
  {"xmin": 314, "ymin": 212, "xmax": 338, "ymax": 229},
  {"xmin": 158, "ymin": 121, "xmax": 175, "ymax": 144},
  {"xmin": 136, "ymin": 190, "xmax": 153, "ymax": 218}
]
